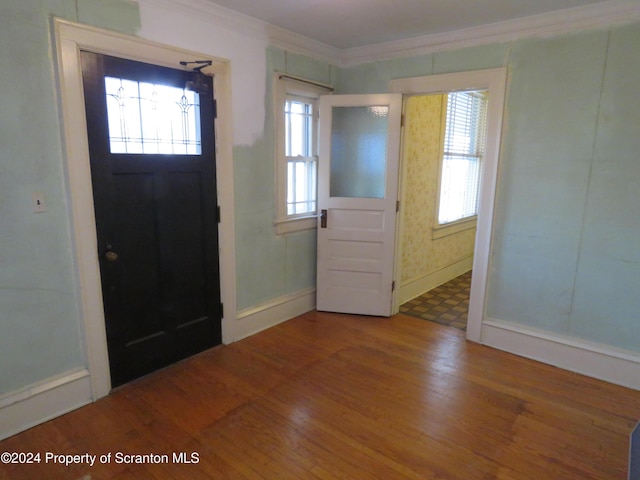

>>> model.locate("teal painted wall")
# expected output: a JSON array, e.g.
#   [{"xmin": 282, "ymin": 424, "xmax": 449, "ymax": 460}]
[
  {"xmin": 0, "ymin": 1, "xmax": 139, "ymax": 395},
  {"xmin": 340, "ymin": 25, "xmax": 640, "ymax": 353},
  {"xmin": 234, "ymin": 47, "xmax": 337, "ymax": 310},
  {"xmin": 490, "ymin": 26, "xmax": 640, "ymax": 352}
]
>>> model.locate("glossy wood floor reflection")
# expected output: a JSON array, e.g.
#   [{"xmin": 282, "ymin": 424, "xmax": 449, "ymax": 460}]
[{"xmin": 2, "ymin": 311, "xmax": 639, "ymax": 480}]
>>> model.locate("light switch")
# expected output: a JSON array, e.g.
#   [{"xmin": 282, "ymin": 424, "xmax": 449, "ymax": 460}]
[{"xmin": 32, "ymin": 192, "xmax": 46, "ymax": 213}]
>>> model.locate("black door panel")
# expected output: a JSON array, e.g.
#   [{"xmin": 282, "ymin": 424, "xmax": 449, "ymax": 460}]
[{"xmin": 81, "ymin": 52, "xmax": 221, "ymax": 387}]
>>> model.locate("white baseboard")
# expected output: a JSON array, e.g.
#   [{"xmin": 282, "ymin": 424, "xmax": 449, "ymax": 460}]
[
  {"xmin": 0, "ymin": 369, "xmax": 93, "ymax": 441},
  {"xmin": 399, "ymin": 255, "xmax": 473, "ymax": 305},
  {"xmin": 481, "ymin": 319, "xmax": 640, "ymax": 391},
  {"xmin": 235, "ymin": 288, "xmax": 316, "ymax": 341}
]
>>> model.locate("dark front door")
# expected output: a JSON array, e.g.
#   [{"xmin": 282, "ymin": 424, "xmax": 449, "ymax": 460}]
[{"xmin": 81, "ymin": 52, "xmax": 222, "ymax": 387}]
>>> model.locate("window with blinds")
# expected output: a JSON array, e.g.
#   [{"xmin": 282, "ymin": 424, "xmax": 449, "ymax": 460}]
[{"xmin": 438, "ymin": 90, "xmax": 488, "ymax": 225}]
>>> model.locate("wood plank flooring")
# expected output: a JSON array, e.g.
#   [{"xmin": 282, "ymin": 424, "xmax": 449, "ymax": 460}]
[{"xmin": 1, "ymin": 311, "xmax": 639, "ymax": 479}]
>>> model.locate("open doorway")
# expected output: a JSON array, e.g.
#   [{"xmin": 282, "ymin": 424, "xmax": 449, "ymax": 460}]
[
  {"xmin": 398, "ymin": 90, "xmax": 487, "ymax": 331},
  {"xmin": 390, "ymin": 68, "xmax": 508, "ymax": 343}
]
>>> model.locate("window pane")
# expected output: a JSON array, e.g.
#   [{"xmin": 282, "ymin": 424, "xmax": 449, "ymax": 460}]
[
  {"xmin": 286, "ymin": 156, "xmax": 317, "ymax": 215},
  {"xmin": 104, "ymin": 77, "xmax": 201, "ymax": 155},
  {"xmin": 439, "ymin": 155, "xmax": 480, "ymax": 224},
  {"xmin": 295, "ymin": 160, "xmax": 306, "ymax": 213},
  {"xmin": 285, "ymin": 99, "xmax": 313, "ymax": 157},
  {"xmin": 438, "ymin": 91, "xmax": 487, "ymax": 224},
  {"xmin": 284, "ymin": 94, "xmax": 317, "ymax": 217},
  {"xmin": 330, "ymin": 105, "xmax": 388, "ymax": 199}
]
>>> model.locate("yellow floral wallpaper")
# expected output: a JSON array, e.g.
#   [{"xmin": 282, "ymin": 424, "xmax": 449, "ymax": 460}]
[{"xmin": 400, "ymin": 94, "xmax": 476, "ymax": 284}]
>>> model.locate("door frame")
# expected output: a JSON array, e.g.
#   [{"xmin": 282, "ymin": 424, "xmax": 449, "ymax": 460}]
[
  {"xmin": 53, "ymin": 18, "xmax": 236, "ymax": 399},
  {"xmin": 390, "ymin": 68, "xmax": 508, "ymax": 342}
]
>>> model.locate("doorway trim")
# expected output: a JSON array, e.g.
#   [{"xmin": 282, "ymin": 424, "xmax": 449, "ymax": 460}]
[
  {"xmin": 53, "ymin": 18, "xmax": 236, "ymax": 400},
  {"xmin": 390, "ymin": 68, "xmax": 507, "ymax": 343}
]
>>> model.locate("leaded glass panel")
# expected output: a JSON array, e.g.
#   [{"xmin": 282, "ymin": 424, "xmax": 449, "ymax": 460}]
[{"xmin": 104, "ymin": 77, "xmax": 202, "ymax": 155}]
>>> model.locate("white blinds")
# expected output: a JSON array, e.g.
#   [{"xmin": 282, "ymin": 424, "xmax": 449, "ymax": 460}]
[{"xmin": 438, "ymin": 91, "xmax": 488, "ymax": 225}]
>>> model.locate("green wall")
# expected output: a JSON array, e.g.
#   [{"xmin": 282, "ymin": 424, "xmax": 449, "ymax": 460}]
[
  {"xmin": 234, "ymin": 47, "xmax": 337, "ymax": 311},
  {"xmin": 0, "ymin": 0, "xmax": 139, "ymax": 395},
  {"xmin": 339, "ymin": 25, "xmax": 640, "ymax": 353},
  {"xmin": 490, "ymin": 26, "xmax": 640, "ymax": 352}
]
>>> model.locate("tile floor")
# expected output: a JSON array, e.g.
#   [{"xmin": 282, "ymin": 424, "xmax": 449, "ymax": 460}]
[{"xmin": 399, "ymin": 271, "xmax": 471, "ymax": 330}]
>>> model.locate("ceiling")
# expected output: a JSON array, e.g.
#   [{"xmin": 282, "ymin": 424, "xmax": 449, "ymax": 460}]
[{"xmin": 202, "ymin": 0, "xmax": 609, "ymax": 49}]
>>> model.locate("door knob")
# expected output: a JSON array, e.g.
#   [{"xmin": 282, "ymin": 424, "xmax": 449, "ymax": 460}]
[{"xmin": 105, "ymin": 250, "xmax": 119, "ymax": 262}]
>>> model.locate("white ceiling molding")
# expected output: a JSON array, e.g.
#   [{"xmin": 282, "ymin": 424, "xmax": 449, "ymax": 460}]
[
  {"xmin": 138, "ymin": 0, "xmax": 640, "ymax": 67},
  {"xmin": 266, "ymin": 24, "xmax": 341, "ymax": 65},
  {"xmin": 338, "ymin": 0, "xmax": 640, "ymax": 66}
]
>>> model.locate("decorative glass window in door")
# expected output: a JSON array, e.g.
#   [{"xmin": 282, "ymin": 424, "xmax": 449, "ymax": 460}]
[{"xmin": 104, "ymin": 77, "xmax": 202, "ymax": 155}]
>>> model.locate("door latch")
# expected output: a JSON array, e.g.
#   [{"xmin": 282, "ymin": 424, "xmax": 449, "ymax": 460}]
[
  {"xmin": 320, "ymin": 209, "xmax": 328, "ymax": 228},
  {"xmin": 104, "ymin": 244, "xmax": 119, "ymax": 262}
]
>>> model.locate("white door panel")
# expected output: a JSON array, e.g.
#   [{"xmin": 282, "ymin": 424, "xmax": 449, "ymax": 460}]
[{"xmin": 316, "ymin": 94, "xmax": 402, "ymax": 316}]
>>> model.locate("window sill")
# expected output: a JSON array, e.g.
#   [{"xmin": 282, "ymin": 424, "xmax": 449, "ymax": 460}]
[
  {"xmin": 275, "ymin": 215, "xmax": 318, "ymax": 235},
  {"xmin": 432, "ymin": 216, "xmax": 477, "ymax": 240}
]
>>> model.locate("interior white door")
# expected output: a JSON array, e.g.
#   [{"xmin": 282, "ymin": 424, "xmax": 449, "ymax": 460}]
[{"xmin": 316, "ymin": 94, "xmax": 402, "ymax": 316}]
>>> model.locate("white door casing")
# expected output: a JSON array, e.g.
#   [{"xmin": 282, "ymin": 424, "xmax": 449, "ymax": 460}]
[
  {"xmin": 54, "ymin": 18, "xmax": 236, "ymax": 399},
  {"xmin": 316, "ymin": 94, "xmax": 402, "ymax": 316},
  {"xmin": 390, "ymin": 68, "xmax": 508, "ymax": 342}
]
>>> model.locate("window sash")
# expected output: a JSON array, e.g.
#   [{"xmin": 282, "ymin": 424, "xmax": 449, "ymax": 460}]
[
  {"xmin": 286, "ymin": 155, "xmax": 317, "ymax": 216},
  {"xmin": 284, "ymin": 94, "xmax": 318, "ymax": 218},
  {"xmin": 285, "ymin": 98, "xmax": 313, "ymax": 157}
]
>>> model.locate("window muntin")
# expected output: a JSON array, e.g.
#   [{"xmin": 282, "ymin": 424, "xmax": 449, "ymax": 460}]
[
  {"xmin": 104, "ymin": 77, "xmax": 202, "ymax": 155},
  {"xmin": 438, "ymin": 91, "xmax": 488, "ymax": 225}
]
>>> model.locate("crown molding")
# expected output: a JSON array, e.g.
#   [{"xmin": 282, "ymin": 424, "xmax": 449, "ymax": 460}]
[
  {"xmin": 138, "ymin": 0, "xmax": 640, "ymax": 68},
  {"xmin": 266, "ymin": 24, "xmax": 341, "ymax": 65},
  {"xmin": 339, "ymin": 0, "xmax": 640, "ymax": 66}
]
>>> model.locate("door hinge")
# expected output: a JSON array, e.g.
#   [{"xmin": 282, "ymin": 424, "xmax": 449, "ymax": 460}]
[
  {"xmin": 213, "ymin": 99, "xmax": 218, "ymax": 119},
  {"xmin": 392, "ymin": 281, "xmax": 396, "ymax": 292},
  {"xmin": 401, "ymin": 114, "xmax": 405, "ymax": 127},
  {"xmin": 219, "ymin": 302, "xmax": 224, "ymax": 318},
  {"xmin": 396, "ymin": 200, "xmax": 400, "ymax": 213},
  {"xmin": 217, "ymin": 205, "xmax": 221, "ymax": 223}
]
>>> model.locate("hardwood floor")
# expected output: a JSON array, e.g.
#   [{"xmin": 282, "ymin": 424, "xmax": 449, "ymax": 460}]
[{"xmin": 1, "ymin": 311, "xmax": 639, "ymax": 479}]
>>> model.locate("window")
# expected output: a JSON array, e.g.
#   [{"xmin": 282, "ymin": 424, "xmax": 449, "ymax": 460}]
[
  {"xmin": 104, "ymin": 77, "xmax": 202, "ymax": 155},
  {"xmin": 274, "ymin": 75, "xmax": 331, "ymax": 234},
  {"xmin": 285, "ymin": 96, "xmax": 317, "ymax": 215},
  {"xmin": 437, "ymin": 90, "xmax": 488, "ymax": 226}
]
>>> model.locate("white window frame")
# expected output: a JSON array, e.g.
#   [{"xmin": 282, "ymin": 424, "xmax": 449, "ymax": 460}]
[
  {"xmin": 432, "ymin": 90, "xmax": 488, "ymax": 239},
  {"xmin": 273, "ymin": 74, "xmax": 331, "ymax": 235}
]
